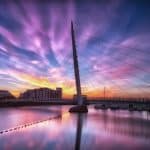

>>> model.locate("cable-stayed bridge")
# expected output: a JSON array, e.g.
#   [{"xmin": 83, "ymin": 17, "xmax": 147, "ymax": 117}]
[{"xmin": 0, "ymin": 22, "xmax": 149, "ymax": 111}]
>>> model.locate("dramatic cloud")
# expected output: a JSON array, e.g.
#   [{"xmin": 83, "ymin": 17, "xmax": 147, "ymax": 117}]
[{"xmin": 0, "ymin": 0, "xmax": 150, "ymax": 97}]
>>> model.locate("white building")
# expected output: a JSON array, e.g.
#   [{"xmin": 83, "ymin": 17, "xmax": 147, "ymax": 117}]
[{"xmin": 20, "ymin": 88, "xmax": 62, "ymax": 101}]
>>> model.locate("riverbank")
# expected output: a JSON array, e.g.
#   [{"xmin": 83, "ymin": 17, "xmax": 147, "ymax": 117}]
[
  {"xmin": 94, "ymin": 103, "xmax": 150, "ymax": 112},
  {"xmin": 0, "ymin": 100, "xmax": 77, "ymax": 107}
]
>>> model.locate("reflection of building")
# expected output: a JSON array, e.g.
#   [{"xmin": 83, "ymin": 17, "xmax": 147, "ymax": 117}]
[
  {"xmin": 20, "ymin": 88, "xmax": 62, "ymax": 101},
  {"xmin": 0, "ymin": 90, "xmax": 15, "ymax": 100}
]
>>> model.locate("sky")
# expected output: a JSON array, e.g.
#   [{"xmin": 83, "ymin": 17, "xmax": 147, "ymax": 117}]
[{"xmin": 0, "ymin": 0, "xmax": 150, "ymax": 98}]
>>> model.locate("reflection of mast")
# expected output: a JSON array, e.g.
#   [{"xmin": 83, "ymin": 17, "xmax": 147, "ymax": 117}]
[
  {"xmin": 71, "ymin": 21, "xmax": 83, "ymax": 105},
  {"xmin": 75, "ymin": 114, "xmax": 83, "ymax": 150}
]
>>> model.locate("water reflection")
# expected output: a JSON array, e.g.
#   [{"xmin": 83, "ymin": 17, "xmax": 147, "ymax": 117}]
[
  {"xmin": 0, "ymin": 106, "xmax": 63, "ymax": 131},
  {"xmin": 0, "ymin": 106, "xmax": 150, "ymax": 150},
  {"xmin": 75, "ymin": 114, "xmax": 83, "ymax": 150},
  {"xmin": 88, "ymin": 110, "xmax": 150, "ymax": 139},
  {"xmin": 74, "ymin": 109, "xmax": 150, "ymax": 150}
]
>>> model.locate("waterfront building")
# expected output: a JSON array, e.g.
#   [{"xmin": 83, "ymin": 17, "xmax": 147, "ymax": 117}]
[
  {"xmin": 0, "ymin": 90, "xmax": 15, "ymax": 101},
  {"xmin": 19, "ymin": 88, "xmax": 62, "ymax": 101}
]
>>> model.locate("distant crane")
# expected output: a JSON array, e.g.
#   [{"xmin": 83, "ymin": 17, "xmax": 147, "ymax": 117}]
[{"xmin": 104, "ymin": 86, "xmax": 106, "ymax": 100}]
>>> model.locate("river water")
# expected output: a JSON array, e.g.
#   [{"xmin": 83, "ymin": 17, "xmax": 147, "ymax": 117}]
[{"xmin": 0, "ymin": 106, "xmax": 150, "ymax": 150}]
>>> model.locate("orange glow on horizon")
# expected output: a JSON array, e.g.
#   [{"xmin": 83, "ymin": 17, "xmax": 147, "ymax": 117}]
[
  {"xmin": 8, "ymin": 86, "xmax": 150, "ymax": 99},
  {"xmin": 2, "ymin": 71, "xmax": 149, "ymax": 99}
]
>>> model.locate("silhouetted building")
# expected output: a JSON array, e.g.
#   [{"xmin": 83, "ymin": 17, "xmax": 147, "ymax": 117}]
[
  {"xmin": 0, "ymin": 90, "xmax": 15, "ymax": 100},
  {"xmin": 56, "ymin": 88, "xmax": 62, "ymax": 99},
  {"xmin": 19, "ymin": 88, "xmax": 62, "ymax": 101}
]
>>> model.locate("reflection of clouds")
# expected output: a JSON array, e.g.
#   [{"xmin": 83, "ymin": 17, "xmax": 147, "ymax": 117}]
[
  {"xmin": 0, "ymin": 107, "xmax": 150, "ymax": 150},
  {"xmin": 84, "ymin": 109, "xmax": 150, "ymax": 140},
  {"xmin": 0, "ymin": 111, "xmax": 76, "ymax": 149}
]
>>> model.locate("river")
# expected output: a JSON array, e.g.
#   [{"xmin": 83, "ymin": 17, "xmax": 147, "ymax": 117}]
[{"xmin": 0, "ymin": 106, "xmax": 150, "ymax": 150}]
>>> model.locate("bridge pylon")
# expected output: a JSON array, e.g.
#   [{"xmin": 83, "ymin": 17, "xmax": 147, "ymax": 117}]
[{"xmin": 69, "ymin": 21, "xmax": 88, "ymax": 113}]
